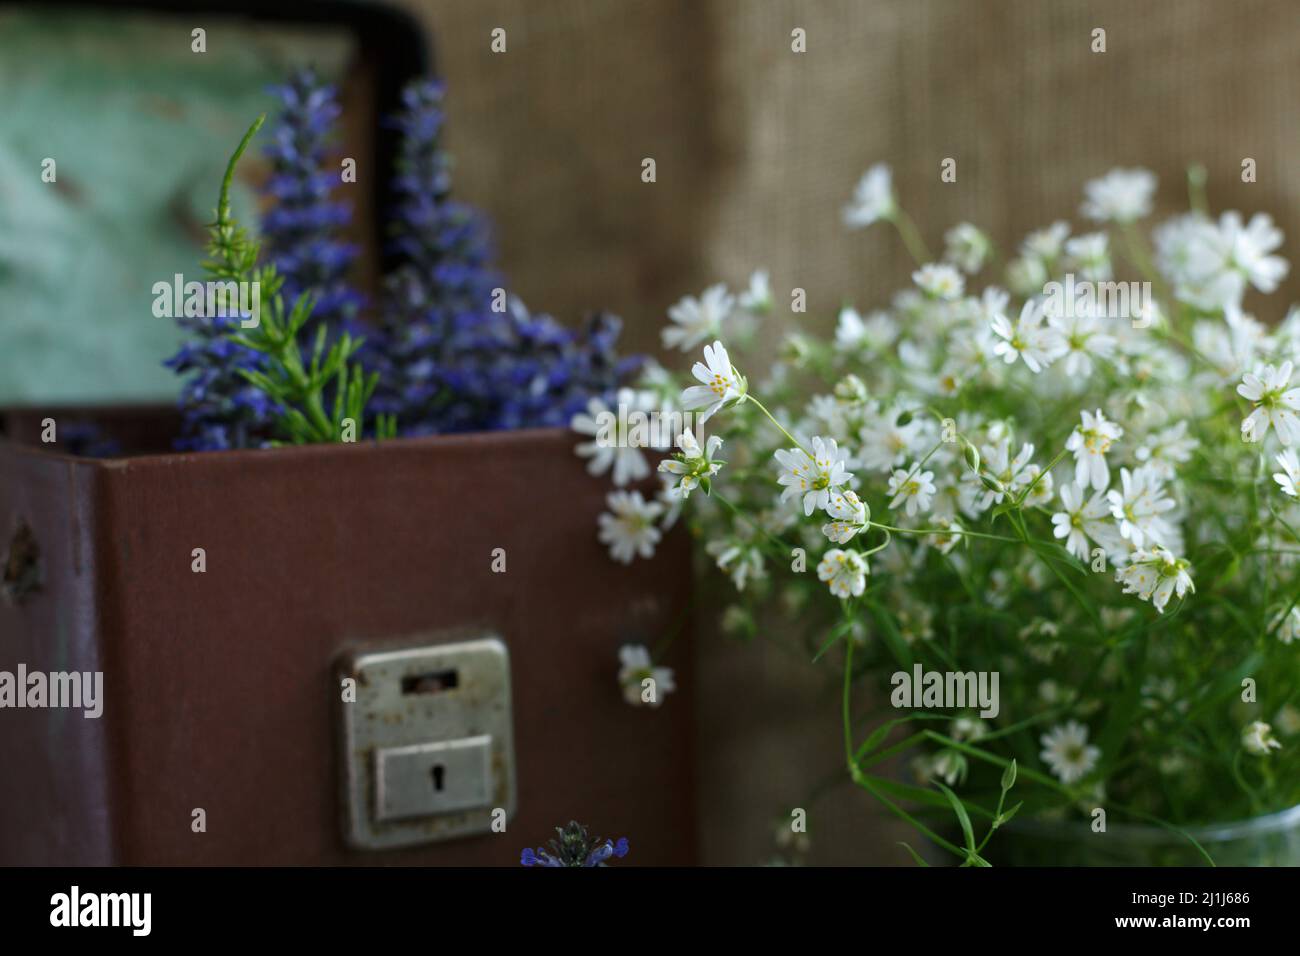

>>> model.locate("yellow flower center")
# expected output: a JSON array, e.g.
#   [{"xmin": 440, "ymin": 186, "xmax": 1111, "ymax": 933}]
[{"xmin": 1082, "ymin": 429, "xmax": 1111, "ymax": 454}]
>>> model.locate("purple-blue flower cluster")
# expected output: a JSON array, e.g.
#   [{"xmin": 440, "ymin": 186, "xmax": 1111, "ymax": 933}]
[
  {"xmin": 164, "ymin": 314, "xmax": 279, "ymax": 451},
  {"xmin": 476, "ymin": 298, "xmax": 644, "ymax": 432},
  {"xmin": 520, "ymin": 821, "xmax": 630, "ymax": 867},
  {"xmin": 376, "ymin": 80, "xmax": 642, "ymax": 434},
  {"xmin": 167, "ymin": 70, "xmax": 641, "ymax": 449},
  {"xmin": 369, "ymin": 78, "xmax": 503, "ymax": 431},
  {"xmin": 260, "ymin": 68, "xmax": 362, "ymax": 337}
]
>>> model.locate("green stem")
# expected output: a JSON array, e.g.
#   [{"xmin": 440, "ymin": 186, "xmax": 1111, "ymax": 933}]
[
  {"xmin": 836, "ymin": 617, "xmax": 974, "ymax": 859},
  {"xmin": 894, "ymin": 437, "xmax": 946, "ymax": 489},
  {"xmin": 889, "ymin": 208, "xmax": 932, "ymax": 266},
  {"xmin": 747, "ymin": 395, "xmax": 809, "ymax": 455},
  {"xmin": 277, "ymin": 339, "xmax": 334, "ymax": 440},
  {"xmin": 853, "ymin": 773, "xmax": 966, "ymax": 857},
  {"xmin": 1012, "ymin": 447, "xmax": 1068, "ymax": 507},
  {"xmin": 217, "ymin": 114, "xmax": 265, "ymax": 230},
  {"xmin": 651, "ymin": 588, "xmax": 697, "ymax": 661},
  {"xmin": 922, "ymin": 730, "xmax": 1216, "ymax": 865},
  {"xmin": 842, "ymin": 627, "xmax": 856, "ymax": 772},
  {"xmin": 1187, "ymin": 163, "xmax": 1209, "ymax": 217},
  {"xmin": 868, "ymin": 521, "xmax": 1020, "ymax": 544},
  {"xmin": 1119, "ymin": 220, "xmax": 1176, "ymax": 323},
  {"xmin": 711, "ymin": 490, "xmax": 799, "ymax": 558},
  {"xmin": 861, "ymin": 526, "xmax": 892, "ymax": 557}
]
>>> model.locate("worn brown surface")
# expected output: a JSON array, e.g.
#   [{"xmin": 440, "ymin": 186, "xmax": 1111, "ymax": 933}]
[{"xmin": 0, "ymin": 426, "xmax": 694, "ymax": 865}]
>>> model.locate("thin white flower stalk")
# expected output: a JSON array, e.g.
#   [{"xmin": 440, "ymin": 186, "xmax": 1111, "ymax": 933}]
[{"xmin": 578, "ymin": 161, "xmax": 1300, "ymax": 865}]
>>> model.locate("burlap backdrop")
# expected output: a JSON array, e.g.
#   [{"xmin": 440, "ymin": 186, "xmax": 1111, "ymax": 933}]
[{"xmin": 397, "ymin": 0, "xmax": 1300, "ymax": 864}]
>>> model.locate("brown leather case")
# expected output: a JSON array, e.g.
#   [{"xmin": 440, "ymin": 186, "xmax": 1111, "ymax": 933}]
[{"xmin": 0, "ymin": 420, "xmax": 695, "ymax": 864}]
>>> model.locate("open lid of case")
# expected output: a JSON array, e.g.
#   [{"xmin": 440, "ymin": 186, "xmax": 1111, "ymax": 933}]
[{"xmin": 0, "ymin": 0, "xmax": 428, "ymax": 407}]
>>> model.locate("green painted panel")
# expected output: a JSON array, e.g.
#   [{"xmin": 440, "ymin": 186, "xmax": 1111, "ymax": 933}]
[{"xmin": 0, "ymin": 6, "xmax": 355, "ymax": 404}]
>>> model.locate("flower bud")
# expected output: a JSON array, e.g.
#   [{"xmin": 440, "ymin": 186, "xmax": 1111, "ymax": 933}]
[
  {"xmin": 1001, "ymin": 759, "xmax": 1017, "ymax": 792},
  {"xmin": 834, "ymin": 374, "xmax": 868, "ymax": 404}
]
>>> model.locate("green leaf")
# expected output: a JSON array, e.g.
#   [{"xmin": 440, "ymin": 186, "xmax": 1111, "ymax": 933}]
[
  {"xmin": 214, "ymin": 114, "xmax": 265, "ymax": 229},
  {"xmin": 867, "ymin": 774, "xmax": 994, "ymax": 818},
  {"xmin": 1098, "ymin": 648, "xmax": 1146, "ymax": 774},
  {"xmin": 864, "ymin": 599, "xmax": 913, "ymax": 668},
  {"xmin": 812, "ymin": 619, "xmax": 852, "ymax": 662},
  {"xmin": 897, "ymin": 842, "xmax": 931, "ymax": 867},
  {"xmin": 236, "ymin": 369, "xmax": 279, "ymax": 396},
  {"xmin": 935, "ymin": 782, "xmax": 977, "ymax": 854},
  {"xmin": 857, "ymin": 719, "xmax": 900, "ymax": 759},
  {"xmin": 993, "ymin": 801, "xmax": 1023, "ymax": 829}
]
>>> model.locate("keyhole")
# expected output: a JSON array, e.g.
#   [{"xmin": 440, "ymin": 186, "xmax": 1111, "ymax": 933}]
[{"xmin": 430, "ymin": 764, "xmax": 445, "ymax": 792}]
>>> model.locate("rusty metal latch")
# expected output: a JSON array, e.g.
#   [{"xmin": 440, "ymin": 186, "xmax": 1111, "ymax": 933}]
[{"xmin": 336, "ymin": 635, "xmax": 517, "ymax": 850}]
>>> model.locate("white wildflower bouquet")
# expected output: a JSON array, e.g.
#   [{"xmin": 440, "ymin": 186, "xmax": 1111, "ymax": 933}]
[{"xmin": 580, "ymin": 163, "xmax": 1300, "ymax": 864}]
